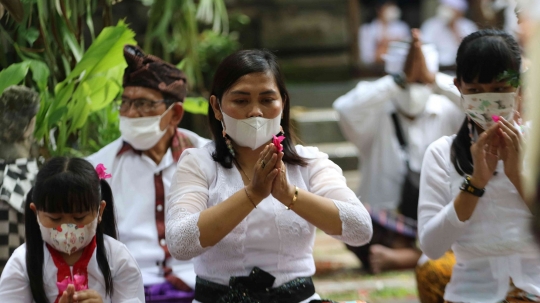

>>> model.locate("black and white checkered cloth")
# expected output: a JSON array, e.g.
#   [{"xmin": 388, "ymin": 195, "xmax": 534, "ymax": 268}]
[
  {"xmin": 0, "ymin": 158, "xmax": 38, "ymax": 213},
  {"xmin": 0, "ymin": 158, "xmax": 38, "ymax": 273}
]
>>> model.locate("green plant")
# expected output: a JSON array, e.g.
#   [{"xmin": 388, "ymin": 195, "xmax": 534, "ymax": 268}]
[
  {"xmin": 142, "ymin": 0, "xmax": 229, "ymax": 92},
  {"xmin": 1, "ymin": 0, "xmax": 237, "ymax": 157},
  {"xmin": 0, "ymin": 20, "xmax": 135, "ymax": 156}
]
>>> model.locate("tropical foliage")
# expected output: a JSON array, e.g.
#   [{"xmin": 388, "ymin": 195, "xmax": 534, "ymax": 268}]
[{"xmin": 0, "ymin": 0, "xmax": 236, "ymax": 157}]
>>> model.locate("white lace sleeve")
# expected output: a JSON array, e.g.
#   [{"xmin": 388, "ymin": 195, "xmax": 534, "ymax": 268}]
[
  {"xmin": 300, "ymin": 146, "xmax": 373, "ymax": 246},
  {"xmin": 166, "ymin": 151, "xmax": 212, "ymax": 260}
]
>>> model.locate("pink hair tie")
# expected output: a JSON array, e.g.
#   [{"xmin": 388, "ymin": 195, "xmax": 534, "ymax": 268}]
[{"xmin": 95, "ymin": 164, "xmax": 112, "ymax": 180}]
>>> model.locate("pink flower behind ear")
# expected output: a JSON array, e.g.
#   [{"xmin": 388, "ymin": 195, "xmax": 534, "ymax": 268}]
[
  {"xmin": 492, "ymin": 115, "xmax": 500, "ymax": 123},
  {"xmin": 273, "ymin": 135, "xmax": 285, "ymax": 152},
  {"xmin": 95, "ymin": 163, "xmax": 112, "ymax": 180}
]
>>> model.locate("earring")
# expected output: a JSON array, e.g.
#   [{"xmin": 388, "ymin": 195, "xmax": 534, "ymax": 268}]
[{"xmin": 222, "ymin": 126, "xmax": 235, "ymax": 157}]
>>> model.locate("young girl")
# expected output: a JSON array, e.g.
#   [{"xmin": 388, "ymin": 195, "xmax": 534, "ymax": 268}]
[
  {"xmin": 0, "ymin": 157, "xmax": 145, "ymax": 302},
  {"xmin": 418, "ymin": 29, "xmax": 540, "ymax": 302}
]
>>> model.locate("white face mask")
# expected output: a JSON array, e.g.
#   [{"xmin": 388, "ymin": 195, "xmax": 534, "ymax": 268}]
[
  {"xmin": 119, "ymin": 106, "xmax": 172, "ymax": 150},
  {"xmin": 221, "ymin": 111, "xmax": 282, "ymax": 150},
  {"xmin": 38, "ymin": 211, "xmax": 99, "ymax": 255},
  {"xmin": 383, "ymin": 5, "xmax": 401, "ymax": 23},
  {"xmin": 437, "ymin": 5, "xmax": 456, "ymax": 24},
  {"xmin": 394, "ymin": 84, "xmax": 433, "ymax": 117},
  {"xmin": 461, "ymin": 92, "xmax": 516, "ymax": 130}
]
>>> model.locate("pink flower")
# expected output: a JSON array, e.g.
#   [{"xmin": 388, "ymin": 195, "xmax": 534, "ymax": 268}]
[
  {"xmin": 492, "ymin": 115, "xmax": 500, "ymax": 123},
  {"xmin": 56, "ymin": 275, "xmax": 88, "ymax": 293},
  {"xmin": 273, "ymin": 135, "xmax": 285, "ymax": 152},
  {"xmin": 73, "ymin": 274, "xmax": 88, "ymax": 291},
  {"xmin": 57, "ymin": 277, "xmax": 70, "ymax": 293},
  {"xmin": 95, "ymin": 163, "xmax": 111, "ymax": 180}
]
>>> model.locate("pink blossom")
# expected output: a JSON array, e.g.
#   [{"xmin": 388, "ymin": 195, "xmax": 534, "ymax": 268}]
[
  {"xmin": 95, "ymin": 163, "xmax": 112, "ymax": 180},
  {"xmin": 492, "ymin": 115, "xmax": 500, "ymax": 123},
  {"xmin": 273, "ymin": 135, "xmax": 285, "ymax": 152},
  {"xmin": 56, "ymin": 275, "xmax": 88, "ymax": 293}
]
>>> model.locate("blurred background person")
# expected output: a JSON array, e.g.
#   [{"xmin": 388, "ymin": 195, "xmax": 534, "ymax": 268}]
[
  {"xmin": 421, "ymin": 0, "xmax": 478, "ymax": 70},
  {"xmin": 334, "ymin": 30, "xmax": 464, "ymax": 274},
  {"xmin": 0, "ymin": 86, "xmax": 40, "ymax": 274},
  {"xmin": 360, "ymin": 0, "xmax": 410, "ymax": 67}
]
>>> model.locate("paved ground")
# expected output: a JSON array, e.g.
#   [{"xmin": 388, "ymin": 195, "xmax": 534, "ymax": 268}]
[{"xmin": 312, "ymin": 230, "xmax": 420, "ymax": 303}]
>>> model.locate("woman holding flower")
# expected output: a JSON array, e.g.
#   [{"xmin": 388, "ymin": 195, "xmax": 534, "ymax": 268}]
[{"xmin": 165, "ymin": 49, "xmax": 372, "ymax": 302}]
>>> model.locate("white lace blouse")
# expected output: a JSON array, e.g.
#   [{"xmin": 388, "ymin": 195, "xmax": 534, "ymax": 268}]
[{"xmin": 166, "ymin": 143, "xmax": 372, "ymax": 294}]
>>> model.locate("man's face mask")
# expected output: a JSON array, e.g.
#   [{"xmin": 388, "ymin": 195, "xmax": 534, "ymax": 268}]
[
  {"xmin": 394, "ymin": 84, "xmax": 433, "ymax": 117},
  {"xmin": 119, "ymin": 106, "xmax": 172, "ymax": 150},
  {"xmin": 38, "ymin": 211, "xmax": 99, "ymax": 255},
  {"xmin": 461, "ymin": 92, "xmax": 516, "ymax": 130}
]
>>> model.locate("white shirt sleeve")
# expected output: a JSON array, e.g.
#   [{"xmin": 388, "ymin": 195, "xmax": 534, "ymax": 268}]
[
  {"xmin": 300, "ymin": 147, "xmax": 373, "ymax": 246},
  {"xmin": 0, "ymin": 245, "xmax": 33, "ymax": 303},
  {"xmin": 360, "ymin": 24, "xmax": 376, "ymax": 65},
  {"xmin": 166, "ymin": 151, "xmax": 212, "ymax": 261},
  {"xmin": 333, "ymin": 75, "xmax": 402, "ymax": 154},
  {"xmin": 433, "ymin": 73, "xmax": 461, "ymax": 108},
  {"xmin": 418, "ymin": 138, "xmax": 470, "ymax": 259},
  {"xmin": 108, "ymin": 239, "xmax": 146, "ymax": 302}
]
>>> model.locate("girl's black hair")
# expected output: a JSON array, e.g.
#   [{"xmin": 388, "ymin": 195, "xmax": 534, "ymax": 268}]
[
  {"xmin": 452, "ymin": 29, "xmax": 521, "ymax": 176},
  {"xmin": 25, "ymin": 157, "xmax": 117, "ymax": 303},
  {"xmin": 208, "ymin": 49, "xmax": 308, "ymax": 168}
]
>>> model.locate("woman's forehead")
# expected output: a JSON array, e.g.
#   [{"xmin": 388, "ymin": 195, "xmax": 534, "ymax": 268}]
[{"xmin": 226, "ymin": 72, "xmax": 279, "ymax": 93}]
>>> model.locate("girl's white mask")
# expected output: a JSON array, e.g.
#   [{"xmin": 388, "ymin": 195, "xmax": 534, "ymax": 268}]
[
  {"xmin": 38, "ymin": 211, "xmax": 99, "ymax": 255},
  {"xmin": 119, "ymin": 106, "xmax": 172, "ymax": 150},
  {"xmin": 220, "ymin": 109, "xmax": 282, "ymax": 150},
  {"xmin": 461, "ymin": 92, "xmax": 516, "ymax": 130}
]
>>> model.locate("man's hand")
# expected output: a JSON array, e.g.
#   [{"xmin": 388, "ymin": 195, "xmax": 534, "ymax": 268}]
[{"xmin": 411, "ymin": 29, "xmax": 435, "ymax": 84}]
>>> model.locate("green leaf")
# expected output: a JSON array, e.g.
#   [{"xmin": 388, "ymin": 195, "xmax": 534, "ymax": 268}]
[
  {"xmin": 48, "ymin": 106, "xmax": 68, "ymax": 126},
  {"xmin": 0, "ymin": 61, "xmax": 31, "ymax": 94},
  {"xmin": 67, "ymin": 20, "xmax": 136, "ymax": 82},
  {"xmin": 28, "ymin": 60, "xmax": 50, "ymax": 91},
  {"xmin": 183, "ymin": 97, "xmax": 208, "ymax": 115}
]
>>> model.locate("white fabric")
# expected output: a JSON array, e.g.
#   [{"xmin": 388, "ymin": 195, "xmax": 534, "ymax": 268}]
[
  {"xmin": 87, "ymin": 128, "xmax": 210, "ymax": 288},
  {"xmin": 418, "ymin": 135, "xmax": 540, "ymax": 302},
  {"xmin": 520, "ymin": 0, "xmax": 540, "ymax": 19},
  {"xmin": 0, "ymin": 236, "xmax": 145, "ymax": 303},
  {"xmin": 421, "ymin": 17, "xmax": 478, "ymax": 66},
  {"xmin": 441, "ymin": 0, "xmax": 468, "ymax": 12},
  {"xmin": 384, "ymin": 42, "xmax": 439, "ymax": 74},
  {"xmin": 333, "ymin": 73, "xmax": 464, "ymax": 210},
  {"xmin": 165, "ymin": 144, "xmax": 372, "ymax": 302},
  {"xmin": 360, "ymin": 20, "xmax": 410, "ymax": 65}
]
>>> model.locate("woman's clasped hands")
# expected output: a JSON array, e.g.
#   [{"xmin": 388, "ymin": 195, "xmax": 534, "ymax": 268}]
[
  {"xmin": 470, "ymin": 116, "xmax": 523, "ymax": 189},
  {"xmin": 246, "ymin": 143, "xmax": 295, "ymax": 207}
]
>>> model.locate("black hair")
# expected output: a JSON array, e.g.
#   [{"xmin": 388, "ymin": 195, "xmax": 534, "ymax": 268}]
[
  {"xmin": 25, "ymin": 157, "xmax": 117, "ymax": 303},
  {"xmin": 452, "ymin": 29, "xmax": 521, "ymax": 176},
  {"xmin": 208, "ymin": 49, "xmax": 308, "ymax": 168}
]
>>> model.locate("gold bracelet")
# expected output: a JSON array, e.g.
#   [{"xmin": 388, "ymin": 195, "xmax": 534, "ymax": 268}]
[
  {"xmin": 285, "ymin": 186, "xmax": 298, "ymax": 210},
  {"xmin": 244, "ymin": 187, "xmax": 257, "ymax": 209}
]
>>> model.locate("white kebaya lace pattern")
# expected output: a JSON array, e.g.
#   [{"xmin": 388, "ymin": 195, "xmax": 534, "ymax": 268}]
[{"xmin": 166, "ymin": 143, "xmax": 372, "ymax": 287}]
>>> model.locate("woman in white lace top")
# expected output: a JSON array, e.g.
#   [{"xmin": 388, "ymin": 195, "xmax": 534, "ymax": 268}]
[{"xmin": 165, "ymin": 50, "xmax": 372, "ymax": 303}]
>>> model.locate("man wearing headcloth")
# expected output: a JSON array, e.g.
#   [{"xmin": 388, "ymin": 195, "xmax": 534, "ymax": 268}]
[
  {"xmin": 333, "ymin": 30, "xmax": 464, "ymax": 275},
  {"xmin": 88, "ymin": 45, "xmax": 209, "ymax": 302},
  {"xmin": 421, "ymin": 0, "xmax": 477, "ymax": 68}
]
